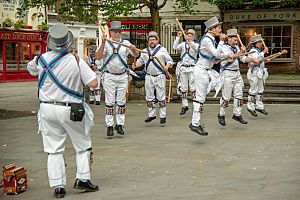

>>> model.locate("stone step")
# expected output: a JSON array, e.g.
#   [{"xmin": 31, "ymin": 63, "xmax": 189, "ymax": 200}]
[{"xmin": 205, "ymin": 89, "xmax": 300, "ymax": 98}]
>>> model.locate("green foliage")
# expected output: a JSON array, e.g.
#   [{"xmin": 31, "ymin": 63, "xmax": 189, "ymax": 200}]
[
  {"xmin": 3, "ymin": 18, "xmax": 14, "ymax": 27},
  {"xmin": 38, "ymin": 22, "xmax": 49, "ymax": 30},
  {"xmin": 206, "ymin": 0, "xmax": 300, "ymax": 10},
  {"xmin": 252, "ymin": 0, "xmax": 270, "ymax": 8},
  {"xmin": 14, "ymin": 19, "xmax": 27, "ymax": 29},
  {"xmin": 205, "ymin": 0, "xmax": 243, "ymax": 10},
  {"xmin": 277, "ymin": 0, "xmax": 299, "ymax": 8},
  {"xmin": 17, "ymin": 0, "xmax": 212, "ymax": 25}
]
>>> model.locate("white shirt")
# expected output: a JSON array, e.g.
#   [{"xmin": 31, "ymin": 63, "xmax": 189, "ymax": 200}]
[
  {"xmin": 102, "ymin": 39, "xmax": 134, "ymax": 74},
  {"xmin": 220, "ymin": 44, "xmax": 247, "ymax": 71},
  {"xmin": 196, "ymin": 33, "xmax": 224, "ymax": 69},
  {"xmin": 173, "ymin": 37, "xmax": 199, "ymax": 66},
  {"xmin": 137, "ymin": 45, "xmax": 173, "ymax": 76},
  {"xmin": 248, "ymin": 47, "xmax": 266, "ymax": 69},
  {"xmin": 27, "ymin": 51, "xmax": 96, "ymax": 103}
]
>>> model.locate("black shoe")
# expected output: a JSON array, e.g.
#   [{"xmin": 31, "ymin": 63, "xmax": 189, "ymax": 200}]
[
  {"xmin": 160, "ymin": 118, "xmax": 166, "ymax": 124},
  {"xmin": 89, "ymin": 101, "xmax": 94, "ymax": 104},
  {"xmin": 145, "ymin": 116, "xmax": 156, "ymax": 123},
  {"xmin": 73, "ymin": 179, "xmax": 99, "ymax": 192},
  {"xmin": 247, "ymin": 108, "xmax": 257, "ymax": 117},
  {"xmin": 96, "ymin": 101, "xmax": 100, "ymax": 105},
  {"xmin": 54, "ymin": 187, "xmax": 66, "ymax": 198},
  {"xmin": 189, "ymin": 123, "xmax": 208, "ymax": 136},
  {"xmin": 232, "ymin": 115, "xmax": 248, "ymax": 124},
  {"xmin": 180, "ymin": 107, "xmax": 189, "ymax": 115},
  {"xmin": 107, "ymin": 126, "xmax": 114, "ymax": 137},
  {"xmin": 114, "ymin": 124, "xmax": 124, "ymax": 135},
  {"xmin": 256, "ymin": 108, "xmax": 268, "ymax": 115},
  {"xmin": 217, "ymin": 114, "xmax": 226, "ymax": 126}
]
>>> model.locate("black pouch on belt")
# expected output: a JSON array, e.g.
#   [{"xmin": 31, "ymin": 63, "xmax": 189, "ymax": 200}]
[{"xmin": 70, "ymin": 103, "xmax": 85, "ymax": 121}]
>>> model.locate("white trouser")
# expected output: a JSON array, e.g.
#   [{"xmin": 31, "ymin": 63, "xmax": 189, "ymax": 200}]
[
  {"xmin": 247, "ymin": 68, "xmax": 265, "ymax": 110},
  {"xmin": 192, "ymin": 68, "xmax": 210, "ymax": 126},
  {"xmin": 89, "ymin": 74, "xmax": 101, "ymax": 102},
  {"xmin": 145, "ymin": 74, "xmax": 166, "ymax": 118},
  {"xmin": 219, "ymin": 70, "xmax": 244, "ymax": 116},
  {"xmin": 38, "ymin": 103, "xmax": 92, "ymax": 187},
  {"xmin": 103, "ymin": 72, "xmax": 128, "ymax": 127},
  {"xmin": 180, "ymin": 66, "xmax": 195, "ymax": 107}
]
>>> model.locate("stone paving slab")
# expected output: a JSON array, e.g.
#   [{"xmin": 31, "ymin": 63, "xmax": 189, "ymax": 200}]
[{"xmin": 0, "ymin": 82, "xmax": 300, "ymax": 200}]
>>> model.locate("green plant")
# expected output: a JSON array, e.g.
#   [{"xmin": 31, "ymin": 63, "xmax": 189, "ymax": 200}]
[
  {"xmin": 277, "ymin": 0, "xmax": 298, "ymax": 8},
  {"xmin": 3, "ymin": 18, "xmax": 14, "ymax": 27},
  {"xmin": 252, "ymin": 0, "xmax": 270, "ymax": 8},
  {"xmin": 38, "ymin": 22, "xmax": 49, "ymax": 31},
  {"xmin": 14, "ymin": 19, "xmax": 26, "ymax": 29}
]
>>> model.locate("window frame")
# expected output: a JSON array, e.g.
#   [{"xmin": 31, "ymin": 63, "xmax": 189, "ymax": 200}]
[{"xmin": 236, "ymin": 23, "xmax": 293, "ymax": 62}]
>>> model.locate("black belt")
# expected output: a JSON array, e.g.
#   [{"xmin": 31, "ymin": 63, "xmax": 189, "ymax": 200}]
[
  {"xmin": 146, "ymin": 73, "xmax": 161, "ymax": 77},
  {"xmin": 40, "ymin": 101, "xmax": 74, "ymax": 107},
  {"xmin": 224, "ymin": 69, "xmax": 239, "ymax": 72},
  {"xmin": 182, "ymin": 65, "xmax": 195, "ymax": 67},
  {"xmin": 106, "ymin": 71, "xmax": 126, "ymax": 75}
]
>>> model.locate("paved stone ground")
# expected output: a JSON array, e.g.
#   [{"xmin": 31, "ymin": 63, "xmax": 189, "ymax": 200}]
[{"xmin": 0, "ymin": 81, "xmax": 300, "ymax": 200}]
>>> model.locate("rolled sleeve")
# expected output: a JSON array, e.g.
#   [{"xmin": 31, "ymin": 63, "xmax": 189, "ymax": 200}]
[{"xmin": 27, "ymin": 56, "xmax": 39, "ymax": 76}]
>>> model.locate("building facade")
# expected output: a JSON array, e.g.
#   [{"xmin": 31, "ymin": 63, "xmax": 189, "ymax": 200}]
[
  {"xmin": 224, "ymin": 8, "xmax": 300, "ymax": 73},
  {"xmin": 0, "ymin": 29, "xmax": 48, "ymax": 81}
]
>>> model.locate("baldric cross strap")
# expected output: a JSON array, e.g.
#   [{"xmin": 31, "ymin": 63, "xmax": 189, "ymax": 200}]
[
  {"xmin": 198, "ymin": 34, "xmax": 218, "ymax": 61},
  {"xmin": 180, "ymin": 42, "xmax": 197, "ymax": 62},
  {"xmin": 145, "ymin": 46, "xmax": 166, "ymax": 76},
  {"xmin": 37, "ymin": 52, "xmax": 83, "ymax": 99},
  {"xmin": 103, "ymin": 40, "xmax": 128, "ymax": 69},
  {"xmin": 221, "ymin": 43, "xmax": 240, "ymax": 70}
]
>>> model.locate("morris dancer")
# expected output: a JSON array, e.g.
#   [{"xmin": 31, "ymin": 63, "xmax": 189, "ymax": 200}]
[
  {"xmin": 173, "ymin": 29, "xmax": 199, "ymax": 115},
  {"xmin": 132, "ymin": 31, "xmax": 173, "ymax": 124},
  {"xmin": 190, "ymin": 16, "xmax": 226, "ymax": 136},
  {"xmin": 86, "ymin": 49, "xmax": 101, "ymax": 105},
  {"xmin": 246, "ymin": 34, "xmax": 269, "ymax": 117},
  {"xmin": 96, "ymin": 21, "xmax": 139, "ymax": 137},
  {"xmin": 217, "ymin": 28, "xmax": 260, "ymax": 126},
  {"xmin": 27, "ymin": 23, "xmax": 99, "ymax": 198}
]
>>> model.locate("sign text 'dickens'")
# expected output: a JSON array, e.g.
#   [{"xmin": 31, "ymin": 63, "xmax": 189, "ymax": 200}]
[
  {"xmin": 0, "ymin": 32, "xmax": 39, "ymax": 41},
  {"xmin": 224, "ymin": 10, "xmax": 300, "ymax": 22}
]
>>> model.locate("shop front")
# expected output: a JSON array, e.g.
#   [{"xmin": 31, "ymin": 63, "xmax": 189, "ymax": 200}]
[
  {"xmin": 224, "ymin": 8, "xmax": 300, "ymax": 73},
  {"xmin": 0, "ymin": 29, "xmax": 48, "ymax": 81}
]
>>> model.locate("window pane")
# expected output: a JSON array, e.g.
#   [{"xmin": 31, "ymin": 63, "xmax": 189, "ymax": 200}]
[
  {"xmin": 246, "ymin": 26, "xmax": 255, "ymax": 37},
  {"xmin": 273, "ymin": 37, "xmax": 281, "ymax": 47},
  {"xmin": 273, "ymin": 26, "xmax": 282, "ymax": 36},
  {"xmin": 263, "ymin": 26, "xmax": 272, "ymax": 36},
  {"xmin": 264, "ymin": 37, "xmax": 272, "ymax": 47},
  {"xmin": 20, "ymin": 43, "xmax": 31, "ymax": 70},
  {"xmin": 6, "ymin": 42, "xmax": 19, "ymax": 70},
  {"xmin": 282, "ymin": 26, "xmax": 291, "ymax": 36},
  {"xmin": 254, "ymin": 26, "xmax": 262, "ymax": 35},
  {"xmin": 282, "ymin": 37, "xmax": 291, "ymax": 47}
]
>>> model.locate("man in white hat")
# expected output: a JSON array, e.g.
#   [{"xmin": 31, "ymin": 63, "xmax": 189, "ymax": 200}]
[
  {"xmin": 86, "ymin": 48, "xmax": 101, "ymax": 105},
  {"xmin": 217, "ymin": 28, "xmax": 260, "ymax": 126},
  {"xmin": 246, "ymin": 34, "xmax": 269, "ymax": 116},
  {"xmin": 132, "ymin": 31, "xmax": 173, "ymax": 124},
  {"xmin": 96, "ymin": 21, "xmax": 139, "ymax": 137},
  {"xmin": 189, "ymin": 16, "xmax": 226, "ymax": 136},
  {"xmin": 173, "ymin": 29, "xmax": 199, "ymax": 115},
  {"xmin": 27, "ymin": 23, "xmax": 99, "ymax": 198}
]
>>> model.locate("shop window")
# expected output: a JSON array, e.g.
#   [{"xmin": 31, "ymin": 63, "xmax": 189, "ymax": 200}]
[
  {"xmin": 5, "ymin": 42, "xmax": 19, "ymax": 70},
  {"xmin": 5, "ymin": 42, "xmax": 41, "ymax": 70},
  {"xmin": 238, "ymin": 24, "xmax": 292, "ymax": 60}
]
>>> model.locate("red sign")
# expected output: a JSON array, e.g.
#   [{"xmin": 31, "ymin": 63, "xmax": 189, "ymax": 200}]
[{"xmin": 0, "ymin": 31, "xmax": 40, "ymax": 41}]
